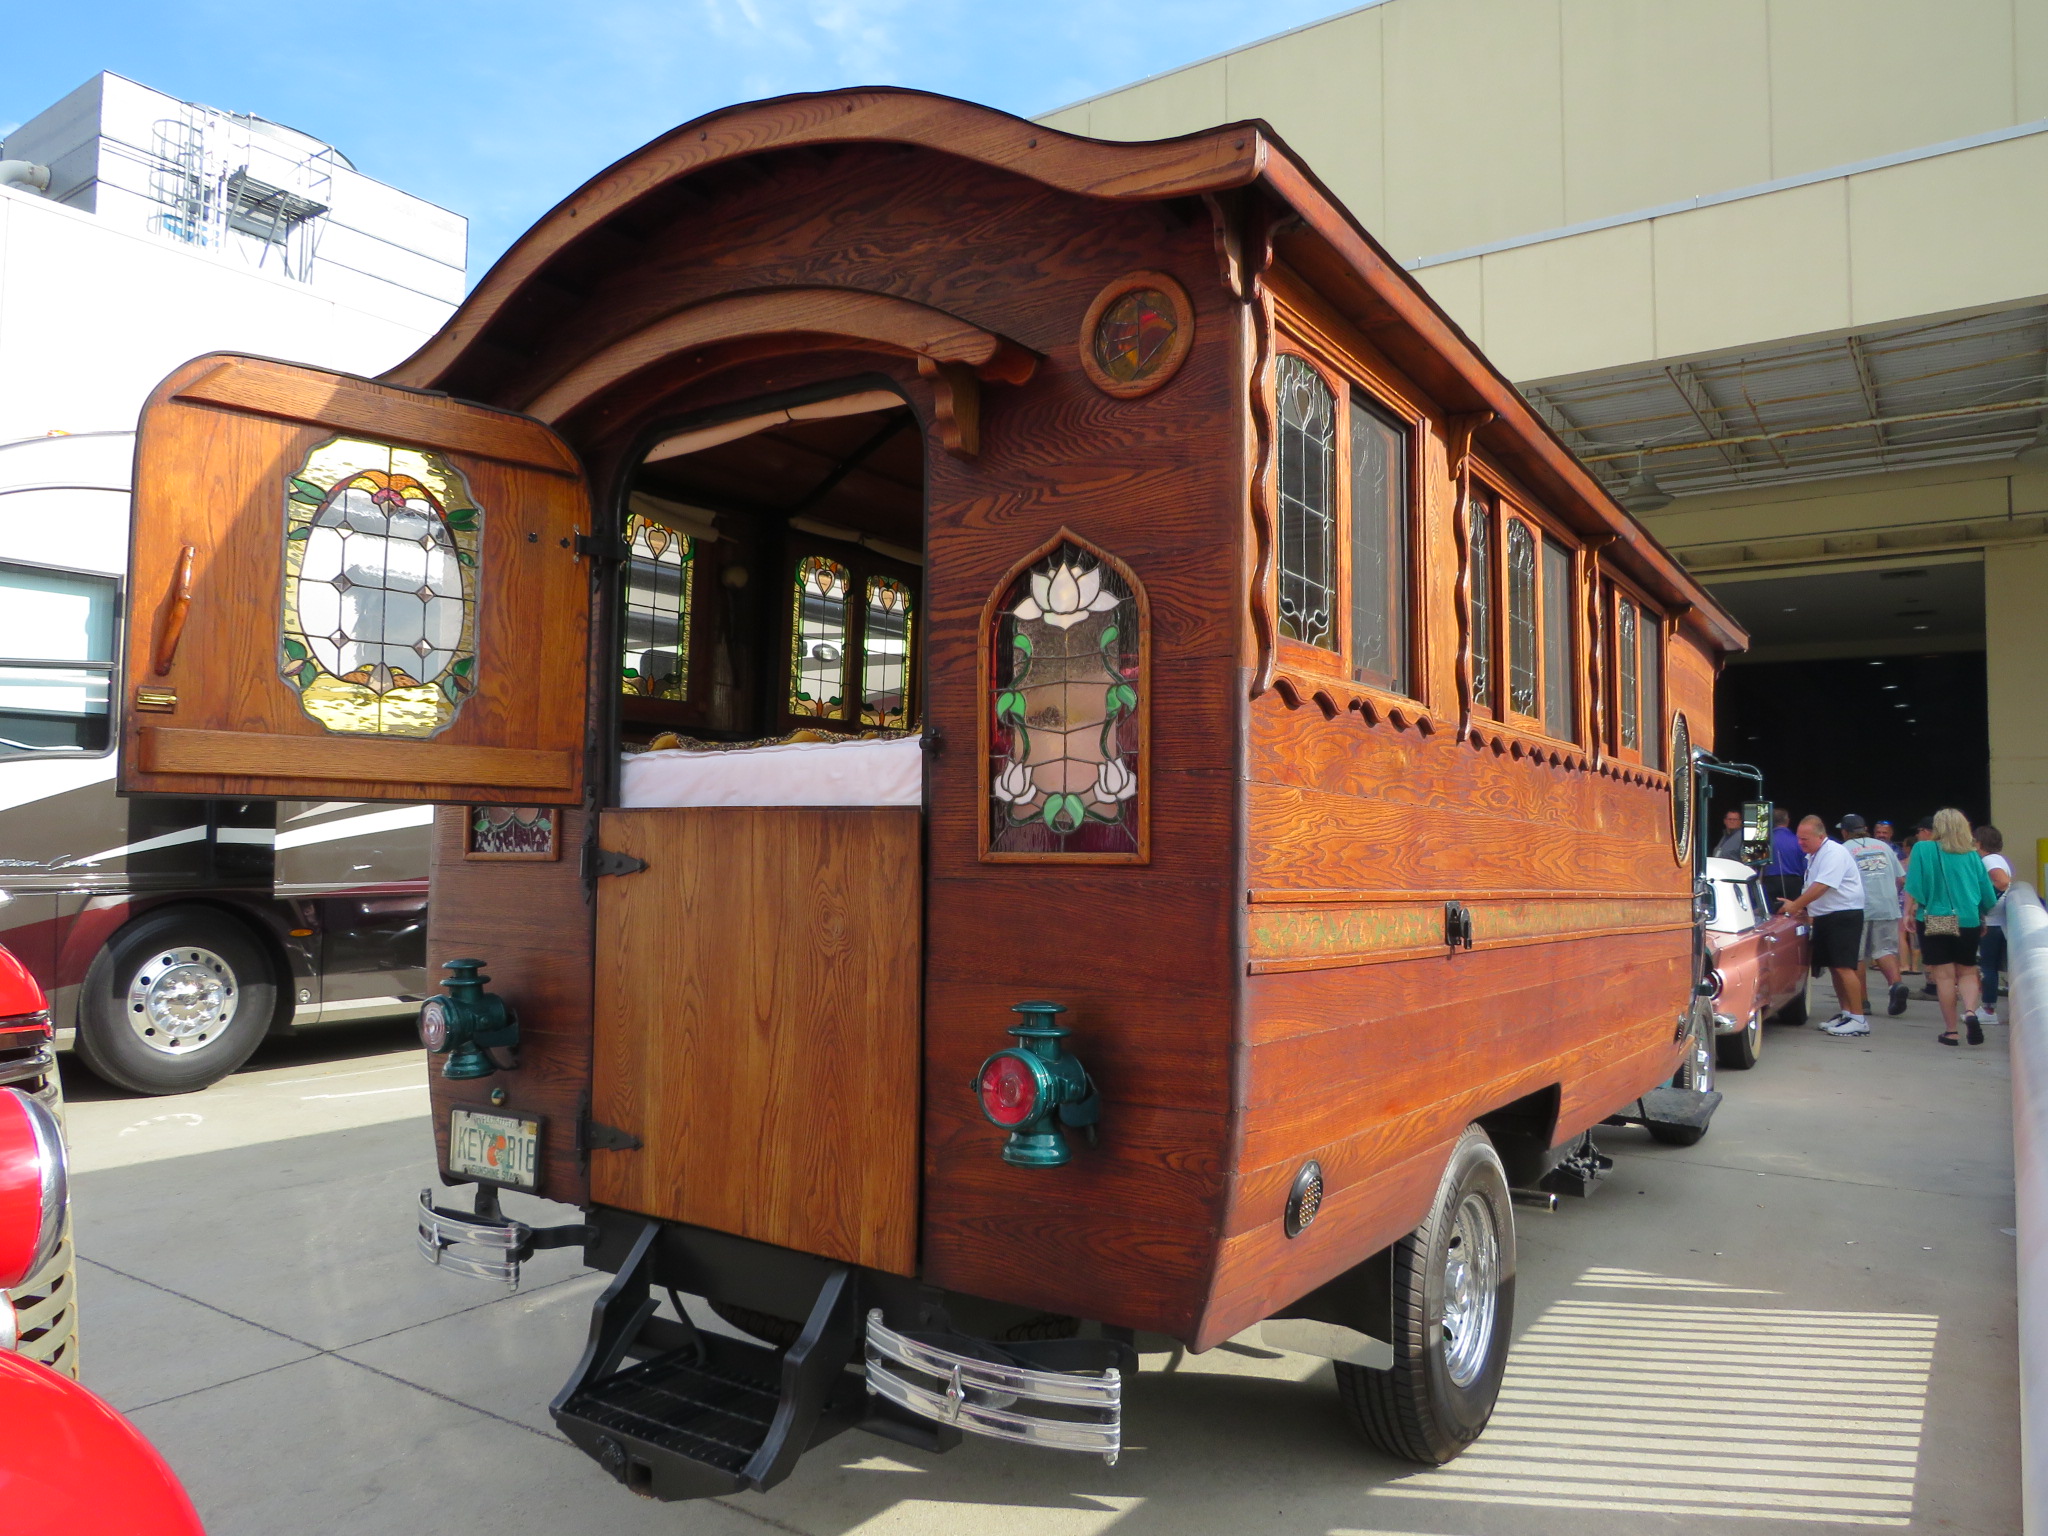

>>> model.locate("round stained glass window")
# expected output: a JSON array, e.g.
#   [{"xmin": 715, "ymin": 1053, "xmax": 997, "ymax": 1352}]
[{"xmin": 1080, "ymin": 271, "xmax": 1194, "ymax": 399}]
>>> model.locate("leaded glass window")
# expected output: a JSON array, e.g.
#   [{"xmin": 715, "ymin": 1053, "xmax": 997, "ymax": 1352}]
[
  {"xmin": 789, "ymin": 556, "xmax": 851, "ymax": 718},
  {"xmin": 1469, "ymin": 497, "xmax": 1494, "ymax": 713},
  {"xmin": 1542, "ymin": 535, "xmax": 1575, "ymax": 741},
  {"xmin": 1641, "ymin": 614, "xmax": 1662, "ymax": 768},
  {"xmin": 620, "ymin": 513, "xmax": 693, "ymax": 700},
  {"xmin": 1617, "ymin": 595, "xmax": 1640, "ymax": 751},
  {"xmin": 1349, "ymin": 398, "xmax": 1408, "ymax": 693},
  {"xmin": 1276, "ymin": 355, "xmax": 1336, "ymax": 650},
  {"xmin": 1506, "ymin": 518, "xmax": 1537, "ymax": 717},
  {"xmin": 281, "ymin": 436, "xmax": 479, "ymax": 738},
  {"xmin": 861, "ymin": 576, "xmax": 915, "ymax": 728},
  {"xmin": 988, "ymin": 541, "xmax": 1142, "ymax": 858}
]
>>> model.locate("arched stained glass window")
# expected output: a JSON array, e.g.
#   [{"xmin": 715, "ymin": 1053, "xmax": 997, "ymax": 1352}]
[
  {"xmin": 1276, "ymin": 355, "xmax": 1336, "ymax": 651},
  {"xmin": 620, "ymin": 513, "xmax": 693, "ymax": 700},
  {"xmin": 1506, "ymin": 518, "xmax": 1538, "ymax": 718},
  {"xmin": 1469, "ymin": 495, "xmax": 1494, "ymax": 712},
  {"xmin": 789, "ymin": 556, "xmax": 851, "ymax": 718},
  {"xmin": 861, "ymin": 576, "xmax": 915, "ymax": 729},
  {"xmin": 987, "ymin": 539, "xmax": 1144, "ymax": 860}
]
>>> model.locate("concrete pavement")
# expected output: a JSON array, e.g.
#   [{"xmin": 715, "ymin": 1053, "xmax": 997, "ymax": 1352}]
[{"xmin": 59, "ymin": 996, "xmax": 2020, "ymax": 1533}]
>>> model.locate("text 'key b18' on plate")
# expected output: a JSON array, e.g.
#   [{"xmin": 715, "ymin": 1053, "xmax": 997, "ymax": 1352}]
[{"xmin": 449, "ymin": 1108, "xmax": 540, "ymax": 1189}]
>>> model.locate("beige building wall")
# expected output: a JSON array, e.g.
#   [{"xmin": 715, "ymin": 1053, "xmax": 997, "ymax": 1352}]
[{"xmin": 1987, "ymin": 540, "xmax": 2048, "ymax": 887}]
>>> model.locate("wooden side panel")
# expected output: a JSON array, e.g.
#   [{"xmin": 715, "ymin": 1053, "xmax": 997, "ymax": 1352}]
[
  {"xmin": 122, "ymin": 355, "xmax": 591, "ymax": 805},
  {"xmin": 427, "ymin": 803, "xmax": 597, "ymax": 1206},
  {"xmin": 589, "ymin": 808, "xmax": 922, "ymax": 1276}
]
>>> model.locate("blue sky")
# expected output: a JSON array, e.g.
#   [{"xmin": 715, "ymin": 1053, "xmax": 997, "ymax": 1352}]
[{"xmin": 2, "ymin": 1, "xmax": 1352, "ymax": 285}]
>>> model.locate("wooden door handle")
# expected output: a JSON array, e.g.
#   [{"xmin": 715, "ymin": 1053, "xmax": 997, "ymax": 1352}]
[{"xmin": 153, "ymin": 545, "xmax": 196, "ymax": 677}]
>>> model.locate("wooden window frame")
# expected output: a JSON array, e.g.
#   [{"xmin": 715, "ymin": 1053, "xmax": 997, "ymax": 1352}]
[
  {"xmin": 777, "ymin": 537, "xmax": 923, "ymax": 737},
  {"xmin": 1270, "ymin": 334, "xmax": 1424, "ymax": 713},
  {"xmin": 1471, "ymin": 479, "xmax": 1582, "ymax": 749},
  {"xmin": 1604, "ymin": 573, "xmax": 1665, "ymax": 768}
]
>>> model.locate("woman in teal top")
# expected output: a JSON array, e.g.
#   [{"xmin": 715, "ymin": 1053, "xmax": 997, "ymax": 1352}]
[{"xmin": 1904, "ymin": 807, "xmax": 2000, "ymax": 1045}]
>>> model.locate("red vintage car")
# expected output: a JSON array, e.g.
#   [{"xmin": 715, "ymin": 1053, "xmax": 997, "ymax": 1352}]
[
  {"xmin": 1701, "ymin": 856, "xmax": 1812, "ymax": 1069},
  {"xmin": 0, "ymin": 944, "xmax": 205, "ymax": 1534}
]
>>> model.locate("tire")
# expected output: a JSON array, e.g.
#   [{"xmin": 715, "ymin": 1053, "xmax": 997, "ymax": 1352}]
[
  {"xmin": 74, "ymin": 907, "xmax": 280, "ymax": 1095},
  {"xmin": 1650, "ymin": 1003, "xmax": 1716, "ymax": 1147},
  {"xmin": 1770, "ymin": 977, "xmax": 1809, "ymax": 1026},
  {"xmin": 1336, "ymin": 1125, "xmax": 1515, "ymax": 1464},
  {"xmin": 1716, "ymin": 1007, "xmax": 1762, "ymax": 1071}
]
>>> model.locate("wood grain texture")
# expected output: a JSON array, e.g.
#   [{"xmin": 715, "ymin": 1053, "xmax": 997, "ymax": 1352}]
[
  {"xmin": 173, "ymin": 356, "xmax": 580, "ymax": 473},
  {"xmin": 590, "ymin": 808, "xmax": 922, "ymax": 1276},
  {"xmin": 121, "ymin": 355, "xmax": 592, "ymax": 806}
]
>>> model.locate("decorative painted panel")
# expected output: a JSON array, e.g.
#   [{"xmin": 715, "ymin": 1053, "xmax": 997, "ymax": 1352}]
[
  {"xmin": 467, "ymin": 805, "xmax": 558, "ymax": 860},
  {"xmin": 984, "ymin": 537, "xmax": 1146, "ymax": 861},
  {"xmin": 280, "ymin": 436, "xmax": 479, "ymax": 737}
]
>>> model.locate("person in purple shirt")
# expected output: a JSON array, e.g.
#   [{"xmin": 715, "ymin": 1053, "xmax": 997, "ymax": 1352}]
[{"xmin": 1762, "ymin": 807, "xmax": 1805, "ymax": 903}]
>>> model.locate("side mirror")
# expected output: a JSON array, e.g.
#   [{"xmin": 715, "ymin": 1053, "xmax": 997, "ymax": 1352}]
[{"xmin": 1742, "ymin": 800, "xmax": 1775, "ymax": 867}]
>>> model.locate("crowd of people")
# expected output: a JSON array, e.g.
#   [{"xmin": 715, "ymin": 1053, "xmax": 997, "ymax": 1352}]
[{"xmin": 1713, "ymin": 804, "xmax": 2014, "ymax": 1045}]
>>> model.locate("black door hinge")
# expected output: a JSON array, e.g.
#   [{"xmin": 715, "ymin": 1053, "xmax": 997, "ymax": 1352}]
[
  {"xmin": 585, "ymin": 846, "xmax": 647, "ymax": 879},
  {"xmin": 1444, "ymin": 900, "xmax": 1475, "ymax": 950},
  {"xmin": 581, "ymin": 1118, "xmax": 643, "ymax": 1154},
  {"xmin": 575, "ymin": 532, "xmax": 628, "ymax": 562}
]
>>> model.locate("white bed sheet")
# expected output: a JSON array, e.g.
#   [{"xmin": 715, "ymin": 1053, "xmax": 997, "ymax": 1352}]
[{"xmin": 620, "ymin": 735, "xmax": 923, "ymax": 809}]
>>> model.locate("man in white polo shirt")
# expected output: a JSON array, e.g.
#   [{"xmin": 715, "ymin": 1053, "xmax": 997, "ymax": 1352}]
[{"xmin": 1777, "ymin": 814, "xmax": 1869, "ymax": 1036}]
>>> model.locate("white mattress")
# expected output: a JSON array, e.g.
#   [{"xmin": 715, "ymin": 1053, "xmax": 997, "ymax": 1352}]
[{"xmin": 620, "ymin": 735, "xmax": 923, "ymax": 809}]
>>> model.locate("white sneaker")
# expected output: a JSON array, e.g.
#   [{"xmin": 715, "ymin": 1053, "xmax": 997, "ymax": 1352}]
[
  {"xmin": 1818, "ymin": 1012, "xmax": 1853, "ymax": 1030},
  {"xmin": 1982, "ymin": 1005, "xmax": 1999, "ymax": 1023},
  {"xmin": 1823, "ymin": 1016, "xmax": 1872, "ymax": 1037}
]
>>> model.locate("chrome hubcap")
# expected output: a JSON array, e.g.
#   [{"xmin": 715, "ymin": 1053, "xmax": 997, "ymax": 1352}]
[
  {"xmin": 125, "ymin": 947, "xmax": 237, "ymax": 1056},
  {"xmin": 1441, "ymin": 1191, "xmax": 1500, "ymax": 1388}
]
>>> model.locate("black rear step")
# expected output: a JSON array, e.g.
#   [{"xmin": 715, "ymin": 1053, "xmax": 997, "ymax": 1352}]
[{"xmin": 552, "ymin": 1221, "xmax": 867, "ymax": 1500}]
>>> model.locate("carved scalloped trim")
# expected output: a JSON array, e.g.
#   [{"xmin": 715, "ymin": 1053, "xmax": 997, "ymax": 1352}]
[{"xmin": 1271, "ymin": 669, "xmax": 1441, "ymax": 735}]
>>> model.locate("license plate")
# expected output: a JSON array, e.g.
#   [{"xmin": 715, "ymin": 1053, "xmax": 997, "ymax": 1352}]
[{"xmin": 448, "ymin": 1109, "xmax": 540, "ymax": 1189}]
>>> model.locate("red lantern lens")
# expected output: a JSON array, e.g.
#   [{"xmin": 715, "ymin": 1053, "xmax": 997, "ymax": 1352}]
[{"xmin": 978, "ymin": 1053, "xmax": 1040, "ymax": 1128}]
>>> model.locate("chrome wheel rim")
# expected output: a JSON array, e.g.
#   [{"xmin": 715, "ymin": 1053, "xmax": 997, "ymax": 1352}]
[
  {"xmin": 1691, "ymin": 1013, "xmax": 1717, "ymax": 1092},
  {"xmin": 125, "ymin": 946, "xmax": 238, "ymax": 1056},
  {"xmin": 1441, "ymin": 1191, "xmax": 1500, "ymax": 1388}
]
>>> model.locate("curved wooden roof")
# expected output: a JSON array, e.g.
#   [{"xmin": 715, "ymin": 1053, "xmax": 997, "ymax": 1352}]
[{"xmin": 384, "ymin": 87, "xmax": 1741, "ymax": 652}]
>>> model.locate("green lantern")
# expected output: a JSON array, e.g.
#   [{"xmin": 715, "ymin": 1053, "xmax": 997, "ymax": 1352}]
[
  {"xmin": 418, "ymin": 958, "xmax": 519, "ymax": 1080},
  {"xmin": 974, "ymin": 1001, "xmax": 1101, "ymax": 1167}
]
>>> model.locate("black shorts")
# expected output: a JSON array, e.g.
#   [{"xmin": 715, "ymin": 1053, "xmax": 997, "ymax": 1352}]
[
  {"xmin": 1810, "ymin": 910, "xmax": 1865, "ymax": 972},
  {"xmin": 1917, "ymin": 923, "xmax": 1983, "ymax": 969}
]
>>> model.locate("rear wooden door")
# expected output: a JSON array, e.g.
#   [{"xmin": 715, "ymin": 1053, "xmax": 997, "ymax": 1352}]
[
  {"xmin": 120, "ymin": 354, "xmax": 590, "ymax": 805},
  {"xmin": 590, "ymin": 807, "xmax": 922, "ymax": 1275}
]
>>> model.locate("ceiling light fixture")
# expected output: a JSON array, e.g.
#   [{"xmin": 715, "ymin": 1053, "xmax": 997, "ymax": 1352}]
[{"xmin": 1617, "ymin": 455, "xmax": 1674, "ymax": 513}]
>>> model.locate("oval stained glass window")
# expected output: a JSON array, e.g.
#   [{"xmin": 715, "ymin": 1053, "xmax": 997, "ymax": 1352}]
[{"xmin": 280, "ymin": 437, "xmax": 480, "ymax": 738}]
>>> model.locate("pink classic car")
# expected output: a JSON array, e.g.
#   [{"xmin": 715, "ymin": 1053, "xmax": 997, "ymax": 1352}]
[{"xmin": 1701, "ymin": 856, "xmax": 1812, "ymax": 1069}]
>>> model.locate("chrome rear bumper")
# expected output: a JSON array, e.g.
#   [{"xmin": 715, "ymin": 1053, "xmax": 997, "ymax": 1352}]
[
  {"xmin": 863, "ymin": 1310, "xmax": 1121, "ymax": 1464},
  {"xmin": 416, "ymin": 1189, "xmax": 528, "ymax": 1288}
]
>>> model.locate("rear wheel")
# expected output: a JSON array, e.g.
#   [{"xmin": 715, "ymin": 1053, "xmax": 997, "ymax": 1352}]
[
  {"xmin": 1336, "ymin": 1125, "xmax": 1514, "ymax": 1464},
  {"xmin": 74, "ymin": 908, "xmax": 279, "ymax": 1095},
  {"xmin": 1716, "ymin": 1007, "xmax": 1762, "ymax": 1070}
]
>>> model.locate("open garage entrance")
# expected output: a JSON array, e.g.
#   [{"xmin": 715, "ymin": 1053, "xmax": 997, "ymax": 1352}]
[{"xmin": 1706, "ymin": 557, "xmax": 1989, "ymax": 831}]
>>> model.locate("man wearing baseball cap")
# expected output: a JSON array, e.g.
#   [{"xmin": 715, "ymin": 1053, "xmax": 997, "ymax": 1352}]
[{"xmin": 1840, "ymin": 813, "xmax": 1909, "ymax": 1017}]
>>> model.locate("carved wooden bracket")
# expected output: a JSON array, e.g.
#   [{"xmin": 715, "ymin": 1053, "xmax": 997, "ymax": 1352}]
[{"xmin": 917, "ymin": 358, "xmax": 980, "ymax": 458}]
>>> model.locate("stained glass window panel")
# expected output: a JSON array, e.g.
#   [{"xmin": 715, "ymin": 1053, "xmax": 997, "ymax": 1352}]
[
  {"xmin": 1641, "ymin": 614, "xmax": 1662, "ymax": 769},
  {"xmin": 861, "ymin": 576, "xmax": 915, "ymax": 728},
  {"xmin": 1093, "ymin": 289, "xmax": 1179, "ymax": 385},
  {"xmin": 1506, "ymin": 518, "xmax": 1537, "ymax": 717},
  {"xmin": 1276, "ymin": 355, "xmax": 1336, "ymax": 650},
  {"xmin": 280, "ymin": 436, "xmax": 479, "ymax": 739},
  {"xmin": 1469, "ymin": 498, "xmax": 1494, "ymax": 713},
  {"xmin": 1617, "ymin": 595, "xmax": 1640, "ymax": 750},
  {"xmin": 1542, "ymin": 535, "xmax": 1576, "ymax": 742},
  {"xmin": 989, "ymin": 542, "xmax": 1141, "ymax": 857},
  {"xmin": 620, "ymin": 513, "xmax": 693, "ymax": 700},
  {"xmin": 789, "ymin": 556, "xmax": 851, "ymax": 718},
  {"xmin": 1349, "ymin": 398, "xmax": 1408, "ymax": 693}
]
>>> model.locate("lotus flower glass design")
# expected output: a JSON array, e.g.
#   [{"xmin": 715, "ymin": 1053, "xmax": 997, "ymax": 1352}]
[
  {"xmin": 279, "ymin": 436, "xmax": 480, "ymax": 737},
  {"xmin": 988, "ymin": 540, "xmax": 1142, "ymax": 857}
]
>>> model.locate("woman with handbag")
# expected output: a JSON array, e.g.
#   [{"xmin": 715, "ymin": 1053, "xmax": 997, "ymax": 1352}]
[{"xmin": 1904, "ymin": 807, "xmax": 2001, "ymax": 1045}]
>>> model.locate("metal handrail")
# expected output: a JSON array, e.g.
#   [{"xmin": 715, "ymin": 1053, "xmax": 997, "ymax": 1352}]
[{"xmin": 2007, "ymin": 882, "xmax": 2048, "ymax": 1534}]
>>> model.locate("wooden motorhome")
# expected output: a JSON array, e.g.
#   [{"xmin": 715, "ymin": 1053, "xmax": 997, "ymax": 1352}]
[{"xmin": 118, "ymin": 89, "xmax": 1745, "ymax": 1497}]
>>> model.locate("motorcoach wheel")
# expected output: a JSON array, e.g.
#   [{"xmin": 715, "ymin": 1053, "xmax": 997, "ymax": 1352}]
[
  {"xmin": 75, "ymin": 908, "xmax": 279, "ymax": 1096},
  {"xmin": 1770, "ymin": 977, "xmax": 1810, "ymax": 1026},
  {"xmin": 1716, "ymin": 1006, "xmax": 1763, "ymax": 1071},
  {"xmin": 1337, "ymin": 1124, "xmax": 1515, "ymax": 1464},
  {"xmin": 1650, "ymin": 1004, "xmax": 1716, "ymax": 1147}
]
